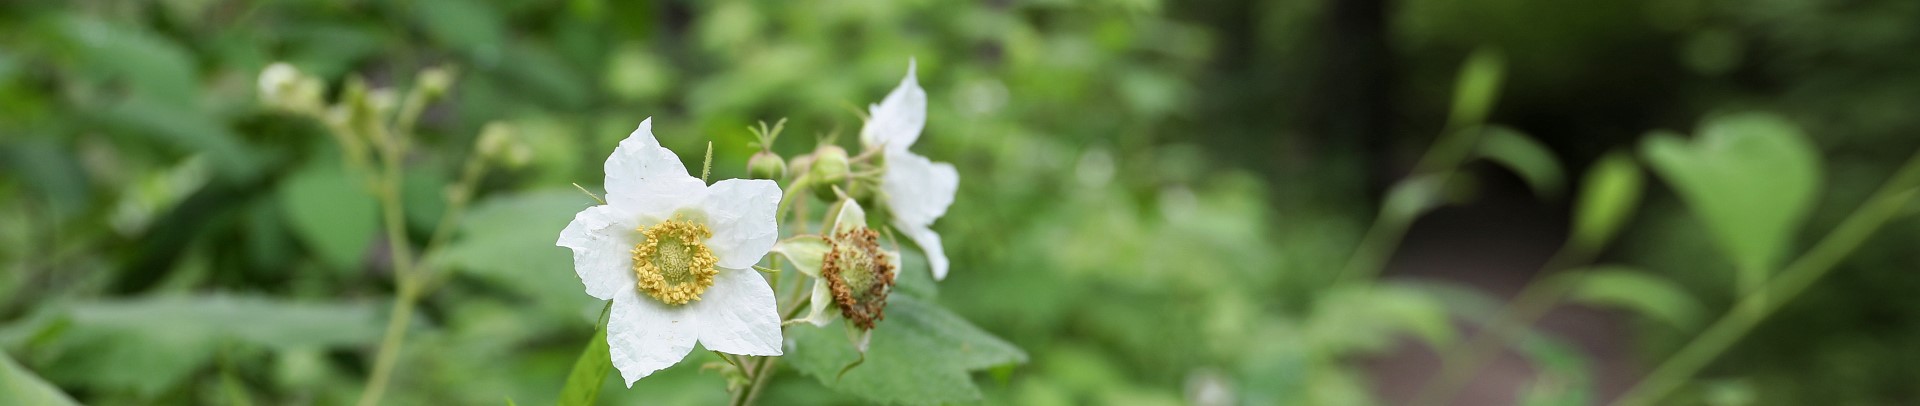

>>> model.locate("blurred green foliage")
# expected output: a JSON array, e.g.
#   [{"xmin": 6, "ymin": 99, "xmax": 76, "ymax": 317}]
[{"xmin": 3, "ymin": 0, "xmax": 1919, "ymax": 405}]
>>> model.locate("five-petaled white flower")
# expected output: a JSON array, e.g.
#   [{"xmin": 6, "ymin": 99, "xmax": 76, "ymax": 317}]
[
  {"xmin": 557, "ymin": 118, "xmax": 783, "ymax": 386},
  {"xmin": 861, "ymin": 61, "xmax": 960, "ymax": 280}
]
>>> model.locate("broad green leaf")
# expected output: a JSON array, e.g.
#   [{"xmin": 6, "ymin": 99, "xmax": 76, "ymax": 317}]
[
  {"xmin": 47, "ymin": 13, "xmax": 198, "ymax": 103},
  {"xmin": 1448, "ymin": 49, "xmax": 1506, "ymax": 127},
  {"xmin": 439, "ymin": 190, "xmax": 598, "ymax": 314},
  {"xmin": 1560, "ymin": 266, "xmax": 1706, "ymax": 330},
  {"xmin": 1641, "ymin": 112, "xmax": 1822, "ymax": 277},
  {"xmin": 1476, "ymin": 127, "xmax": 1565, "ymax": 198},
  {"xmin": 280, "ymin": 155, "xmax": 377, "ymax": 272},
  {"xmin": 555, "ymin": 303, "xmax": 613, "ymax": 406},
  {"xmin": 786, "ymin": 296, "xmax": 1026, "ymax": 405},
  {"xmin": 0, "ymin": 351, "xmax": 79, "ymax": 406},
  {"xmin": 1569, "ymin": 152, "xmax": 1644, "ymax": 251}
]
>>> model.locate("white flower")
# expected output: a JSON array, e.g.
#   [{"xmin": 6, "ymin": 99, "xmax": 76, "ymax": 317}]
[
  {"xmin": 860, "ymin": 60, "xmax": 960, "ymax": 280},
  {"xmin": 557, "ymin": 118, "xmax": 783, "ymax": 386}
]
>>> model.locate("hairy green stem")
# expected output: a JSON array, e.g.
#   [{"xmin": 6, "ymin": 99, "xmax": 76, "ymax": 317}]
[{"xmin": 1610, "ymin": 152, "xmax": 1920, "ymax": 406}]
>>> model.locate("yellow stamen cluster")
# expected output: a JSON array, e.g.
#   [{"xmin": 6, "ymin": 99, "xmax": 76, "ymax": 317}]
[
  {"xmin": 631, "ymin": 218, "xmax": 719, "ymax": 305},
  {"xmin": 822, "ymin": 227, "xmax": 894, "ymax": 329}
]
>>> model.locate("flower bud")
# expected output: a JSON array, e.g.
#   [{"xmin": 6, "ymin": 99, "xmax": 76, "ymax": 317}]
[
  {"xmin": 808, "ymin": 145, "xmax": 850, "ymax": 184},
  {"xmin": 747, "ymin": 151, "xmax": 786, "ymax": 180},
  {"xmin": 417, "ymin": 67, "xmax": 455, "ymax": 99},
  {"xmin": 807, "ymin": 145, "xmax": 850, "ymax": 200},
  {"xmin": 259, "ymin": 62, "xmax": 324, "ymax": 113},
  {"xmin": 474, "ymin": 122, "xmax": 531, "ymax": 168}
]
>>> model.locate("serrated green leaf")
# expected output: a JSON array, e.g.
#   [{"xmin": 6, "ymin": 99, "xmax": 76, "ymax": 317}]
[
  {"xmin": 555, "ymin": 303, "xmax": 613, "ymax": 406},
  {"xmin": 1476, "ymin": 127, "xmax": 1565, "ymax": 198},
  {"xmin": 280, "ymin": 155, "xmax": 377, "ymax": 272},
  {"xmin": 787, "ymin": 296, "xmax": 1025, "ymax": 405},
  {"xmin": 0, "ymin": 351, "xmax": 79, "ymax": 406},
  {"xmin": 1569, "ymin": 152, "xmax": 1643, "ymax": 251},
  {"xmin": 1560, "ymin": 266, "xmax": 1706, "ymax": 330},
  {"xmin": 1641, "ymin": 112, "xmax": 1822, "ymax": 278}
]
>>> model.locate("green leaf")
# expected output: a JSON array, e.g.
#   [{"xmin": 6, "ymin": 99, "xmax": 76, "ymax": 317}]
[
  {"xmin": 786, "ymin": 296, "xmax": 1026, "ymax": 405},
  {"xmin": 556, "ymin": 303, "xmax": 613, "ymax": 406},
  {"xmin": 1476, "ymin": 127, "xmax": 1565, "ymax": 198},
  {"xmin": 280, "ymin": 154, "xmax": 377, "ymax": 272},
  {"xmin": 33, "ymin": 295, "xmax": 382, "ymax": 395},
  {"xmin": 66, "ymin": 295, "xmax": 384, "ymax": 349},
  {"xmin": 439, "ymin": 190, "xmax": 599, "ymax": 314},
  {"xmin": 1305, "ymin": 283, "xmax": 1456, "ymax": 356},
  {"xmin": 1642, "ymin": 112, "xmax": 1822, "ymax": 279},
  {"xmin": 1559, "ymin": 266, "xmax": 1706, "ymax": 330},
  {"xmin": 1569, "ymin": 152, "xmax": 1644, "ymax": 251},
  {"xmin": 0, "ymin": 351, "xmax": 79, "ymax": 406},
  {"xmin": 1448, "ymin": 49, "xmax": 1506, "ymax": 127}
]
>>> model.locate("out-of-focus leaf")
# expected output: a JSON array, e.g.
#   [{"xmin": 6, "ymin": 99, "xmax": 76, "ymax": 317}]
[
  {"xmin": 0, "ymin": 351, "xmax": 79, "ymax": 406},
  {"xmin": 1448, "ymin": 49, "xmax": 1505, "ymax": 127},
  {"xmin": 1642, "ymin": 112, "xmax": 1821, "ymax": 278},
  {"xmin": 1569, "ymin": 152, "xmax": 1643, "ymax": 251},
  {"xmin": 1476, "ymin": 127, "xmax": 1564, "ymax": 198},
  {"xmin": 1560, "ymin": 266, "xmax": 1706, "ymax": 330},
  {"xmin": 93, "ymin": 97, "xmax": 256, "ymax": 178},
  {"xmin": 280, "ymin": 155, "xmax": 376, "ymax": 272},
  {"xmin": 439, "ymin": 190, "xmax": 598, "ymax": 313},
  {"xmin": 787, "ymin": 296, "xmax": 1026, "ymax": 405},
  {"xmin": 411, "ymin": 0, "xmax": 506, "ymax": 63},
  {"xmin": 66, "ymin": 295, "xmax": 383, "ymax": 348},
  {"xmin": 47, "ymin": 13, "xmax": 198, "ymax": 102},
  {"xmin": 1514, "ymin": 332, "xmax": 1593, "ymax": 406},
  {"xmin": 555, "ymin": 304, "xmax": 612, "ymax": 406},
  {"xmin": 1304, "ymin": 283, "xmax": 1456, "ymax": 355},
  {"xmin": 1382, "ymin": 174, "xmax": 1448, "ymax": 224}
]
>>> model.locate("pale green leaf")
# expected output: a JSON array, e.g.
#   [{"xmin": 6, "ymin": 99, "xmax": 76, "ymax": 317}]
[
  {"xmin": 1476, "ymin": 127, "xmax": 1565, "ymax": 198},
  {"xmin": 66, "ymin": 295, "xmax": 384, "ymax": 349},
  {"xmin": 0, "ymin": 351, "xmax": 79, "ymax": 406},
  {"xmin": 1560, "ymin": 266, "xmax": 1706, "ymax": 330},
  {"xmin": 1641, "ymin": 112, "xmax": 1822, "ymax": 275},
  {"xmin": 774, "ymin": 236, "xmax": 829, "ymax": 278},
  {"xmin": 786, "ymin": 296, "xmax": 1026, "ymax": 405}
]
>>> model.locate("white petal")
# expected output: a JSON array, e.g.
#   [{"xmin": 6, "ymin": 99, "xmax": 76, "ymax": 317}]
[
  {"xmin": 860, "ymin": 60, "xmax": 926, "ymax": 151},
  {"xmin": 699, "ymin": 179, "xmax": 781, "ymax": 270},
  {"xmin": 690, "ymin": 268, "xmax": 782, "ymax": 356},
  {"xmin": 605, "ymin": 118, "xmax": 708, "ymax": 220},
  {"xmin": 882, "ymin": 150, "xmax": 958, "ymax": 227},
  {"xmin": 557, "ymin": 205, "xmax": 639, "ymax": 300},
  {"xmin": 893, "ymin": 221, "xmax": 951, "ymax": 280},
  {"xmin": 606, "ymin": 287, "xmax": 697, "ymax": 387}
]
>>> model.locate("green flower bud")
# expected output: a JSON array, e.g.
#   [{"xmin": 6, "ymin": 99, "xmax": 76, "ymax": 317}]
[
  {"xmin": 747, "ymin": 151, "xmax": 786, "ymax": 180},
  {"xmin": 417, "ymin": 67, "xmax": 455, "ymax": 99},
  {"xmin": 808, "ymin": 145, "xmax": 850, "ymax": 184},
  {"xmin": 808, "ymin": 145, "xmax": 850, "ymax": 200}
]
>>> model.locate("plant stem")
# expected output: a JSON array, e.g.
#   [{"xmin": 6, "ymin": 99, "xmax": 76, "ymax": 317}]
[
  {"xmin": 1409, "ymin": 244, "xmax": 1597, "ymax": 406},
  {"xmin": 1335, "ymin": 126, "xmax": 1490, "ymax": 285},
  {"xmin": 1609, "ymin": 152, "xmax": 1920, "ymax": 406},
  {"xmin": 356, "ymin": 113, "xmax": 419, "ymax": 406}
]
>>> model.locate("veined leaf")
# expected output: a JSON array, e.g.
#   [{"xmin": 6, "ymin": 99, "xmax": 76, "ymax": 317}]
[{"xmin": 786, "ymin": 296, "xmax": 1025, "ymax": 405}]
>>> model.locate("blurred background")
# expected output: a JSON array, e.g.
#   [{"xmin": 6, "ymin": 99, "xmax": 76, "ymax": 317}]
[{"xmin": 4, "ymin": 0, "xmax": 1920, "ymax": 405}]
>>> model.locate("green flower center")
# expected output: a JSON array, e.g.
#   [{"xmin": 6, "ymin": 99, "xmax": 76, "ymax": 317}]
[{"xmin": 631, "ymin": 218, "xmax": 718, "ymax": 305}]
